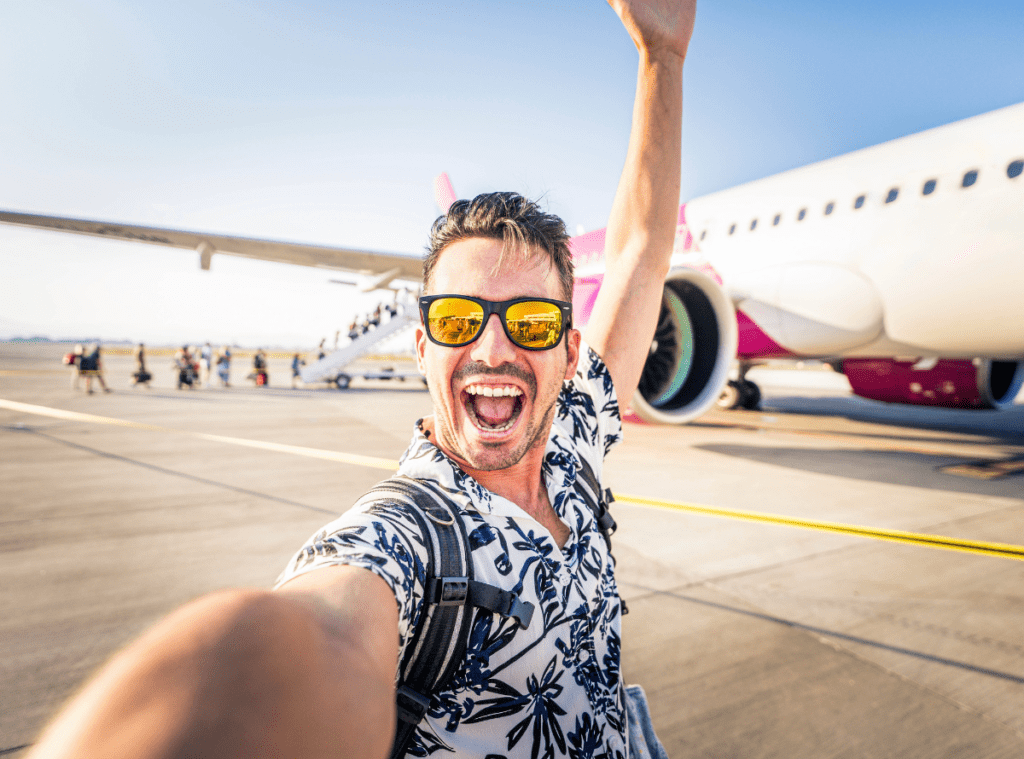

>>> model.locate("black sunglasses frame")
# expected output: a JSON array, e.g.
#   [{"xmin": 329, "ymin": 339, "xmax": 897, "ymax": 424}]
[{"xmin": 419, "ymin": 294, "xmax": 573, "ymax": 351}]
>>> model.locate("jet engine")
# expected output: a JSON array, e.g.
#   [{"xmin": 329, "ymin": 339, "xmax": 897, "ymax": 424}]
[
  {"xmin": 841, "ymin": 358, "xmax": 1024, "ymax": 410},
  {"xmin": 631, "ymin": 267, "xmax": 738, "ymax": 424}
]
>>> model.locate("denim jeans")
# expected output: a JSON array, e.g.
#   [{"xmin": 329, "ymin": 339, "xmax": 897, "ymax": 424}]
[{"xmin": 625, "ymin": 684, "xmax": 669, "ymax": 759}]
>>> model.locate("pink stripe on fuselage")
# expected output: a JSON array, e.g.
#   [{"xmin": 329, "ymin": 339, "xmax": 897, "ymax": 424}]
[{"xmin": 736, "ymin": 309, "xmax": 797, "ymax": 359}]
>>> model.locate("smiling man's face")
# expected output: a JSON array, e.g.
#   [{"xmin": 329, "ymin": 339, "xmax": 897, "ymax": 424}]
[{"xmin": 415, "ymin": 236, "xmax": 580, "ymax": 473}]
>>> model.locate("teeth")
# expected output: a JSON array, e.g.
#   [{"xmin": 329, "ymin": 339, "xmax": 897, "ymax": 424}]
[{"xmin": 465, "ymin": 384, "xmax": 522, "ymax": 397}]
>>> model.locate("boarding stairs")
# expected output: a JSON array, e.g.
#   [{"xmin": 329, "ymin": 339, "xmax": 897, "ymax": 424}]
[{"xmin": 300, "ymin": 307, "xmax": 418, "ymax": 387}]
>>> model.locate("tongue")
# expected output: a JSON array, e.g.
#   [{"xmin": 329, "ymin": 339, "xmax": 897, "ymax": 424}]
[{"xmin": 474, "ymin": 395, "xmax": 515, "ymax": 426}]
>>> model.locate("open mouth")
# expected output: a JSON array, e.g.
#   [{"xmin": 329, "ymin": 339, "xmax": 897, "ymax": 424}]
[{"xmin": 462, "ymin": 384, "xmax": 525, "ymax": 433}]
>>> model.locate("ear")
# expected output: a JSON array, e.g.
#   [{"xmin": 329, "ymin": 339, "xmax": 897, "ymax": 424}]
[
  {"xmin": 415, "ymin": 324, "xmax": 428, "ymax": 376},
  {"xmin": 564, "ymin": 328, "xmax": 581, "ymax": 381}
]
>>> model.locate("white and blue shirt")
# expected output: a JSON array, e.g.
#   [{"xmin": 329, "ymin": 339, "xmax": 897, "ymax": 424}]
[{"xmin": 277, "ymin": 344, "xmax": 624, "ymax": 758}]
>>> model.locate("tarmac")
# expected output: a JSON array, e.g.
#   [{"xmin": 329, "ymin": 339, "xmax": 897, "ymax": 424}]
[{"xmin": 1, "ymin": 342, "xmax": 1022, "ymax": 758}]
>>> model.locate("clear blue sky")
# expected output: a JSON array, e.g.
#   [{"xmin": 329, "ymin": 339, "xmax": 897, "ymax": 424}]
[{"xmin": 1, "ymin": 0, "xmax": 1022, "ymax": 346}]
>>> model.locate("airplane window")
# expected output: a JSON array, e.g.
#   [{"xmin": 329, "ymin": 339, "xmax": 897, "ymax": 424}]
[
  {"xmin": 824, "ymin": 202, "xmax": 835, "ymax": 215},
  {"xmin": 885, "ymin": 188, "xmax": 898, "ymax": 203},
  {"xmin": 1008, "ymin": 160, "xmax": 1023, "ymax": 179},
  {"xmin": 773, "ymin": 214, "xmax": 781, "ymax": 226},
  {"xmin": 750, "ymin": 219, "xmax": 758, "ymax": 231},
  {"xmin": 962, "ymin": 169, "xmax": 978, "ymax": 187},
  {"xmin": 797, "ymin": 208, "xmax": 807, "ymax": 221},
  {"xmin": 729, "ymin": 224, "xmax": 736, "ymax": 235},
  {"xmin": 700, "ymin": 230, "xmax": 707, "ymax": 241},
  {"xmin": 854, "ymin": 195, "xmax": 865, "ymax": 209},
  {"xmin": 922, "ymin": 179, "xmax": 937, "ymax": 195}
]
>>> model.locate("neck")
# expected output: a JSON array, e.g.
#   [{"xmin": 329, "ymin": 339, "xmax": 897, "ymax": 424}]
[{"xmin": 419, "ymin": 417, "xmax": 568, "ymax": 547}]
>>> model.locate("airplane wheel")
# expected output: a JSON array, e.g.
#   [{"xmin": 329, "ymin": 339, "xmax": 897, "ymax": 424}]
[
  {"xmin": 716, "ymin": 380, "xmax": 743, "ymax": 410},
  {"xmin": 740, "ymin": 380, "xmax": 761, "ymax": 410},
  {"xmin": 335, "ymin": 374, "xmax": 351, "ymax": 390}
]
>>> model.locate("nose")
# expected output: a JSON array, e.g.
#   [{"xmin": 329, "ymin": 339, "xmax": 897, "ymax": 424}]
[{"xmin": 469, "ymin": 313, "xmax": 517, "ymax": 367}]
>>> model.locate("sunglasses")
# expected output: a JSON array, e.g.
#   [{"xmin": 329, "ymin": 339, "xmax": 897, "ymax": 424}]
[{"xmin": 419, "ymin": 294, "xmax": 573, "ymax": 351}]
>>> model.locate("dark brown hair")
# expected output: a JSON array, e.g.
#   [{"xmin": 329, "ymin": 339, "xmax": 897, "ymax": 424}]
[{"xmin": 423, "ymin": 192, "xmax": 573, "ymax": 300}]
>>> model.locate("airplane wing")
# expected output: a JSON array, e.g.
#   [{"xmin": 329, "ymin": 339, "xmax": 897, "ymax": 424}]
[{"xmin": 0, "ymin": 209, "xmax": 424, "ymax": 281}]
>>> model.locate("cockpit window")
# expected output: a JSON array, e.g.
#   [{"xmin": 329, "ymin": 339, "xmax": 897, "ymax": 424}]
[
  {"xmin": 922, "ymin": 179, "xmax": 937, "ymax": 195},
  {"xmin": 797, "ymin": 208, "xmax": 807, "ymax": 221},
  {"xmin": 1008, "ymin": 160, "xmax": 1023, "ymax": 179},
  {"xmin": 749, "ymin": 219, "xmax": 758, "ymax": 231},
  {"xmin": 885, "ymin": 188, "xmax": 899, "ymax": 203},
  {"xmin": 854, "ymin": 195, "xmax": 865, "ymax": 209},
  {"xmin": 729, "ymin": 224, "xmax": 736, "ymax": 235},
  {"xmin": 962, "ymin": 169, "xmax": 978, "ymax": 188},
  {"xmin": 773, "ymin": 214, "xmax": 781, "ymax": 226},
  {"xmin": 824, "ymin": 202, "xmax": 835, "ymax": 215}
]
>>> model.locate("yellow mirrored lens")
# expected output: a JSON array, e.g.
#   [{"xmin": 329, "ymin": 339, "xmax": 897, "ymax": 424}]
[
  {"xmin": 428, "ymin": 298, "xmax": 484, "ymax": 345},
  {"xmin": 505, "ymin": 301, "xmax": 562, "ymax": 348}
]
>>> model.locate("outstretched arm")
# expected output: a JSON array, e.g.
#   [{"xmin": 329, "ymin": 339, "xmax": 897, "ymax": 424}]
[
  {"xmin": 583, "ymin": 0, "xmax": 696, "ymax": 403},
  {"xmin": 26, "ymin": 567, "xmax": 398, "ymax": 759}
]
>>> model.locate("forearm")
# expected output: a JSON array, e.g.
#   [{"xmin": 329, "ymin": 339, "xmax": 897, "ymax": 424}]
[
  {"xmin": 27, "ymin": 589, "xmax": 395, "ymax": 759},
  {"xmin": 585, "ymin": 46, "xmax": 685, "ymax": 399},
  {"xmin": 604, "ymin": 47, "xmax": 683, "ymax": 277}
]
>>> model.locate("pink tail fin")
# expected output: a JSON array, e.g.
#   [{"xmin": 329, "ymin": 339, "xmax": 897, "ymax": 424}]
[{"xmin": 434, "ymin": 173, "xmax": 457, "ymax": 214}]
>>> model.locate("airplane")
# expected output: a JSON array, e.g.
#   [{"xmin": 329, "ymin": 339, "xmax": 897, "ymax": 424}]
[{"xmin": 2, "ymin": 102, "xmax": 1023, "ymax": 424}]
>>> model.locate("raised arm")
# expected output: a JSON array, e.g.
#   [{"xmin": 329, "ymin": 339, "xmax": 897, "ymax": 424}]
[
  {"xmin": 584, "ymin": 0, "xmax": 696, "ymax": 403},
  {"xmin": 27, "ymin": 566, "xmax": 398, "ymax": 759}
]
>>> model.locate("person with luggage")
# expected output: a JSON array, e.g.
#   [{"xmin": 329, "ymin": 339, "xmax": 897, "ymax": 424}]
[
  {"xmin": 173, "ymin": 345, "xmax": 197, "ymax": 390},
  {"xmin": 132, "ymin": 343, "xmax": 152, "ymax": 387},
  {"xmin": 250, "ymin": 349, "xmax": 269, "ymax": 386},
  {"xmin": 79, "ymin": 343, "xmax": 111, "ymax": 394},
  {"xmin": 26, "ymin": 2, "xmax": 694, "ymax": 756}
]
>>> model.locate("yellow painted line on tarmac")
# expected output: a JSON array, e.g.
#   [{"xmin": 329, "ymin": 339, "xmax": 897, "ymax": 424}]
[
  {"xmin": 0, "ymin": 398, "xmax": 400, "ymax": 471},
  {"xmin": 613, "ymin": 492, "xmax": 1024, "ymax": 562},
  {"xmin": 4, "ymin": 397, "xmax": 1023, "ymax": 560}
]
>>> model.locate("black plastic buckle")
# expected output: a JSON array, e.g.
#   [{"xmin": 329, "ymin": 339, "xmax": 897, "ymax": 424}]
[
  {"xmin": 504, "ymin": 594, "xmax": 535, "ymax": 630},
  {"xmin": 427, "ymin": 577, "xmax": 469, "ymax": 606},
  {"xmin": 396, "ymin": 685, "xmax": 431, "ymax": 725},
  {"xmin": 604, "ymin": 487, "xmax": 616, "ymax": 505},
  {"xmin": 597, "ymin": 510, "xmax": 617, "ymax": 535}
]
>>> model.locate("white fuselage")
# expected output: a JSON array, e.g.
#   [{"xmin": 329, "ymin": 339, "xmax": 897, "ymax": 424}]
[{"xmin": 677, "ymin": 101, "xmax": 1024, "ymax": 360}]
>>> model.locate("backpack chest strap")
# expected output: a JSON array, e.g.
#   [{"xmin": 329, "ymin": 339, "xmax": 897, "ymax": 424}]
[{"xmin": 426, "ymin": 577, "xmax": 534, "ymax": 629}]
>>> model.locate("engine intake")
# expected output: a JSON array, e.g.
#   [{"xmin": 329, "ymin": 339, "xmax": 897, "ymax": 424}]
[{"xmin": 631, "ymin": 268, "xmax": 737, "ymax": 424}]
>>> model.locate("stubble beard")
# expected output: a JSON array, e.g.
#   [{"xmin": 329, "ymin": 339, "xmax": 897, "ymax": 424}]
[{"xmin": 432, "ymin": 360, "xmax": 563, "ymax": 473}]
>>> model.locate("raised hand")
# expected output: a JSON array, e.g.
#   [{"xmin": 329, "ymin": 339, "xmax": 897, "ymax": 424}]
[{"xmin": 608, "ymin": 0, "xmax": 697, "ymax": 62}]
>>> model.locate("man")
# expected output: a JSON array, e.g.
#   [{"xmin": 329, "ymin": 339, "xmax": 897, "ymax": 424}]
[{"xmin": 26, "ymin": 0, "xmax": 695, "ymax": 756}]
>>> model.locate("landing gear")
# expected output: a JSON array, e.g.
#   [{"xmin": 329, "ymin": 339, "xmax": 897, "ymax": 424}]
[
  {"xmin": 334, "ymin": 373, "xmax": 351, "ymax": 390},
  {"xmin": 717, "ymin": 363, "xmax": 761, "ymax": 410}
]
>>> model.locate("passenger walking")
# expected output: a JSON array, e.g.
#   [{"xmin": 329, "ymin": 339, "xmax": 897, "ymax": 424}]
[
  {"xmin": 291, "ymin": 353, "xmax": 305, "ymax": 389},
  {"xmin": 133, "ymin": 343, "xmax": 152, "ymax": 387},
  {"xmin": 250, "ymin": 349, "xmax": 269, "ymax": 386},
  {"xmin": 80, "ymin": 343, "xmax": 111, "ymax": 394},
  {"xmin": 174, "ymin": 346, "xmax": 197, "ymax": 389},
  {"xmin": 200, "ymin": 343, "xmax": 213, "ymax": 387},
  {"xmin": 216, "ymin": 346, "xmax": 231, "ymax": 387}
]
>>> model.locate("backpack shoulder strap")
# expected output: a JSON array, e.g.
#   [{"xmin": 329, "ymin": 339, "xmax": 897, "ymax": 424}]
[
  {"xmin": 363, "ymin": 475, "xmax": 534, "ymax": 759},
  {"xmin": 574, "ymin": 457, "xmax": 617, "ymax": 550}
]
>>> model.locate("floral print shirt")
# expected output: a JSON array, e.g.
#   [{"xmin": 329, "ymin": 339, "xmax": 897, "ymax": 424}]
[{"xmin": 277, "ymin": 344, "xmax": 624, "ymax": 758}]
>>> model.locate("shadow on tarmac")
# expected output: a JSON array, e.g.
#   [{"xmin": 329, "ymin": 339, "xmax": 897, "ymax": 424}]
[
  {"xmin": 6, "ymin": 425, "xmax": 337, "ymax": 517},
  {"xmin": 624, "ymin": 582, "xmax": 1024, "ymax": 685},
  {"xmin": 696, "ymin": 443, "xmax": 1024, "ymax": 498},
  {"xmin": 761, "ymin": 395, "xmax": 1024, "ymax": 443}
]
